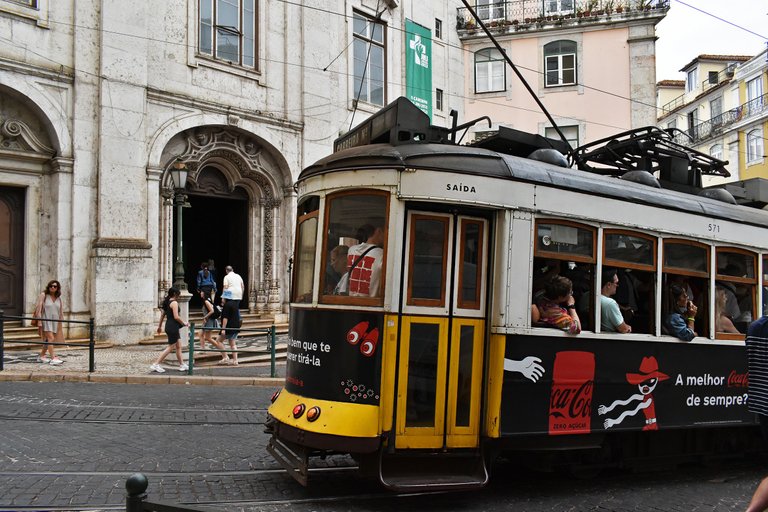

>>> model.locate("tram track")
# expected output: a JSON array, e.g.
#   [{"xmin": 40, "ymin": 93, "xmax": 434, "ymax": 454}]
[{"xmin": 0, "ymin": 413, "xmax": 267, "ymax": 426}]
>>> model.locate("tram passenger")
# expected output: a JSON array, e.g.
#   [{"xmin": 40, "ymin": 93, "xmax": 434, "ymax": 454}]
[
  {"xmin": 336, "ymin": 223, "xmax": 385, "ymax": 297},
  {"xmin": 325, "ymin": 245, "xmax": 349, "ymax": 293},
  {"xmin": 600, "ymin": 268, "xmax": 631, "ymax": 333},
  {"xmin": 715, "ymin": 287, "xmax": 739, "ymax": 334},
  {"xmin": 662, "ymin": 283, "xmax": 697, "ymax": 341},
  {"xmin": 534, "ymin": 276, "xmax": 581, "ymax": 334}
]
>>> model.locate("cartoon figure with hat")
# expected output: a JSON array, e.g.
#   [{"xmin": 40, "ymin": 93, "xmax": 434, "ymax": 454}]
[{"xmin": 598, "ymin": 356, "xmax": 669, "ymax": 431}]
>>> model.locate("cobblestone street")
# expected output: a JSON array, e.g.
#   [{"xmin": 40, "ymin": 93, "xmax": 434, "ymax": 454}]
[{"xmin": 0, "ymin": 380, "xmax": 766, "ymax": 511}]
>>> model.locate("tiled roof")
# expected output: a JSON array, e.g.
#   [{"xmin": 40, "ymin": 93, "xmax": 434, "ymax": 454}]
[
  {"xmin": 679, "ymin": 54, "xmax": 753, "ymax": 72},
  {"xmin": 657, "ymin": 80, "xmax": 685, "ymax": 87}
]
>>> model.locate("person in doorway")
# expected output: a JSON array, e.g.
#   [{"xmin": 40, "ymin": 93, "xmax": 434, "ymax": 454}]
[
  {"xmin": 34, "ymin": 280, "xmax": 64, "ymax": 365},
  {"xmin": 222, "ymin": 265, "xmax": 244, "ymax": 308},
  {"xmin": 215, "ymin": 289, "xmax": 241, "ymax": 365},
  {"xmin": 601, "ymin": 268, "xmax": 632, "ymax": 333},
  {"xmin": 340, "ymin": 223, "xmax": 385, "ymax": 298},
  {"xmin": 196, "ymin": 262, "xmax": 216, "ymax": 301},
  {"xmin": 151, "ymin": 287, "xmax": 189, "ymax": 373}
]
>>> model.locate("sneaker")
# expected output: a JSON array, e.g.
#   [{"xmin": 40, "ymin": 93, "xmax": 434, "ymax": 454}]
[
  {"xmin": 37, "ymin": 355, "xmax": 50, "ymax": 363},
  {"xmin": 150, "ymin": 363, "xmax": 165, "ymax": 373},
  {"xmin": 178, "ymin": 364, "xmax": 188, "ymax": 372},
  {"xmin": 49, "ymin": 358, "xmax": 63, "ymax": 366}
]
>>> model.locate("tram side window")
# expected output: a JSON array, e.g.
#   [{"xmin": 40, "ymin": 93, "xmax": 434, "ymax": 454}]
[
  {"xmin": 292, "ymin": 196, "xmax": 320, "ymax": 304},
  {"xmin": 662, "ymin": 241, "xmax": 709, "ymax": 340},
  {"xmin": 320, "ymin": 191, "xmax": 388, "ymax": 304},
  {"xmin": 533, "ymin": 221, "xmax": 596, "ymax": 332},
  {"xmin": 602, "ymin": 231, "xmax": 657, "ymax": 335},
  {"xmin": 715, "ymin": 249, "xmax": 757, "ymax": 338}
]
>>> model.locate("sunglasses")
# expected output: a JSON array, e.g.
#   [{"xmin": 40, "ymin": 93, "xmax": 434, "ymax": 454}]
[{"xmin": 49, "ymin": 284, "xmax": 59, "ymax": 289}]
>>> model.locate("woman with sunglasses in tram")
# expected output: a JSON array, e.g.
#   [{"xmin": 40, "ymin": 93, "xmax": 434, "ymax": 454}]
[{"xmin": 34, "ymin": 280, "xmax": 64, "ymax": 365}]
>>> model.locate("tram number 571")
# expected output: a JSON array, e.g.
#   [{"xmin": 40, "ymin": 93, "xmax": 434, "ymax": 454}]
[{"xmin": 708, "ymin": 222, "xmax": 721, "ymax": 233}]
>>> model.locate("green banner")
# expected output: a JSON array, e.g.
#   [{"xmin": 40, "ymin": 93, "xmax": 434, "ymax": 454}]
[{"xmin": 405, "ymin": 19, "xmax": 432, "ymax": 120}]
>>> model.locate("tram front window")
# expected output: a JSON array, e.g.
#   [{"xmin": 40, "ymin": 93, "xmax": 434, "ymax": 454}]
[{"xmin": 321, "ymin": 191, "xmax": 389, "ymax": 304}]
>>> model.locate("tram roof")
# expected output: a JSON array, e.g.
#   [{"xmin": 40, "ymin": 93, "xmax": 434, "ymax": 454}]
[{"xmin": 300, "ymin": 143, "xmax": 768, "ymax": 228}]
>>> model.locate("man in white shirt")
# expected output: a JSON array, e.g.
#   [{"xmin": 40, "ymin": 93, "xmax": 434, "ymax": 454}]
[
  {"xmin": 346, "ymin": 224, "xmax": 385, "ymax": 298},
  {"xmin": 223, "ymin": 265, "xmax": 244, "ymax": 307}
]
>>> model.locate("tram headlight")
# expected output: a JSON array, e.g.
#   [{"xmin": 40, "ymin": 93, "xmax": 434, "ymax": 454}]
[
  {"xmin": 292, "ymin": 404, "xmax": 306, "ymax": 419},
  {"xmin": 270, "ymin": 389, "xmax": 282, "ymax": 403},
  {"xmin": 306, "ymin": 406, "xmax": 321, "ymax": 422}
]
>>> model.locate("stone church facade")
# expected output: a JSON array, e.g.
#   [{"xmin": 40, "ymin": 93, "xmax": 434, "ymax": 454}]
[{"xmin": 0, "ymin": 0, "xmax": 465, "ymax": 341}]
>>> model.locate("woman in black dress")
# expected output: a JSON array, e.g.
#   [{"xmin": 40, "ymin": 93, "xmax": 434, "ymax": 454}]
[{"xmin": 151, "ymin": 287, "xmax": 189, "ymax": 373}]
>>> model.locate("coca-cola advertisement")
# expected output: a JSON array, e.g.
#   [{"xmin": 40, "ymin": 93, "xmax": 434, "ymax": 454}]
[
  {"xmin": 548, "ymin": 351, "xmax": 594, "ymax": 435},
  {"xmin": 501, "ymin": 334, "xmax": 754, "ymax": 436}
]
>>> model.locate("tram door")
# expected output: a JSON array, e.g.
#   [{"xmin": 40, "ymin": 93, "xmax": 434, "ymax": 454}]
[{"xmin": 395, "ymin": 211, "xmax": 488, "ymax": 449}]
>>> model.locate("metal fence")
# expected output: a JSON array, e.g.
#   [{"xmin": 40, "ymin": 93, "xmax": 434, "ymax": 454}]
[
  {"xmin": 0, "ymin": 310, "xmax": 95, "ymax": 372},
  {"xmin": 187, "ymin": 323, "xmax": 277, "ymax": 377}
]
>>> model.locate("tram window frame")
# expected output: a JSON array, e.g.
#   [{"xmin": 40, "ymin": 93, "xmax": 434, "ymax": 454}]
[
  {"xmin": 764, "ymin": 255, "xmax": 768, "ymax": 317},
  {"xmin": 319, "ymin": 189, "xmax": 390, "ymax": 307},
  {"xmin": 533, "ymin": 220, "xmax": 596, "ymax": 331},
  {"xmin": 602, "ymin": 230, "xmax": 657, "ymax": 335},
  {"xmin": 406, "ymin": 213, "xmax": 451, "ymax": 307},
  {"xmin": 291, "ymin": 196, "xmax": 320, "ymax": 304},
  {"xmin": 714, "ymin": 247, "xmax": 757, "ymax": 340},
  {"xmin": 661, "ymin": 239, "xmax": 710, "ymax": 339}
]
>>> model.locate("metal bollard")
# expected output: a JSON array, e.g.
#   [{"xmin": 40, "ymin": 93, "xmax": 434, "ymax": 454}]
[
  {"xmin": 125, "ymin": 472, "xmax": 148, "ymax": 512},
  {"xmin": 187, "ymin": 324, "xmax": 195, "ymax": 375},
  {"xmin": 88, "ymin": 317, "xmax": 95, "ymax": 372},
  {"xmin": 0, "ymin": 309, "xmax": 4, "ymax": 372},
  {"xmin": 270, "ymin": 324, "xmax": 276, "ymax": 377}
]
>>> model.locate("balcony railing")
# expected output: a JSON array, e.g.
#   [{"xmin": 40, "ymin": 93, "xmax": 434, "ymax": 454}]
[
  {"xmin": 671, "ymin": 92, "xmax": 768, "ymax": 145},
  {"xmin": 456, "ymin": 0, "xmax": 669, "ymax": 33},
  {"xmin": 660, "ymin": 67, "xmax": 736, "ymax": 116}
]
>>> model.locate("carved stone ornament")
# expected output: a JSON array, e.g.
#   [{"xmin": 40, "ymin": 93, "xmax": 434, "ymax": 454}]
[{"xmin": 0, "ymin": 118, "xmax": 55, "ymax": 155}]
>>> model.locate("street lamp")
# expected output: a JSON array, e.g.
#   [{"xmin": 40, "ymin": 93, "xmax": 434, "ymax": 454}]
[{"xmin": 170, "ymin": 158, "xmax": 189, "ymax": 291}]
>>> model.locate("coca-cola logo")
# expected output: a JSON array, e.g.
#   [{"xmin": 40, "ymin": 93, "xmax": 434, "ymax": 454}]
[
  {"xmin": 550, "ymin": 380, "xmax": 593, "ymax": 419},
  {"xmin": 727, "ymin": 370, "xmax": 748, "ymax": 388}
]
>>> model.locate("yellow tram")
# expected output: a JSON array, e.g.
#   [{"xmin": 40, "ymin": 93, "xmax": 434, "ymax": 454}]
[{"xmin": 266, "ymin": 97, "xmax": 768, "ymax": 490}]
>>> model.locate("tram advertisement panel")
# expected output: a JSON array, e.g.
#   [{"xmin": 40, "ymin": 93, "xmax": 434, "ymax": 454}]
[
  {"xmin": 286, "ymin": 308, "xmax": 383, "ymax": 405},
  {"xmin": 501, "ymin": 335, "xmax": 754, "ymax": 435}
]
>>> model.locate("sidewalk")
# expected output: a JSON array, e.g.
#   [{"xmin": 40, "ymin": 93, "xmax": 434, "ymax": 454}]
[{"xmin": 0, "ymin": 336, "xmax": 286, "ymax": 387}]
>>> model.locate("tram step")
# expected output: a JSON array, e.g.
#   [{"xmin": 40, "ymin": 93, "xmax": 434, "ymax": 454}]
[{"xmin": 378, "ymin": 451, "xmax": 489, "ymax": 491}]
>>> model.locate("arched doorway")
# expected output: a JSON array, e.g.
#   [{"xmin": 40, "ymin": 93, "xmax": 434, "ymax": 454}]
[
  {"xmin": 0, "ymin": 187, "xmax": 25, "ymax": 316},
  {"xmin": 157, "ymin": 126, "xmax": 288, "ymax": 315},
  {"xmin": 180, "ymin": 166, "xmax": 250, "ymax": 308}
]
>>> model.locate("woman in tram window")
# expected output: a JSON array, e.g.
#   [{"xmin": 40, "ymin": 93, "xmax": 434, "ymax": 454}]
[
  {"xmin": 535, "ymin": 275, "xmax": 581, "ymax": 334},
  {"xmin": 663, "ymin": 283, "xmax": 698, "ymax": 341}
]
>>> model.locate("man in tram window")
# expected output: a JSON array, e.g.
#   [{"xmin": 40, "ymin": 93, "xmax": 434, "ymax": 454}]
[
  {"xmin": 663, "ymin": 283, "xmax": 698, "ymax": 341},
  {"xmin": 325, "ymin": 245, "xmax": 349, "ymax": 293},
  {"xmin": 534, "ymin": 275, "xmax": 581, "ymax": 334},
  {"xmin": 343, "ymin": 223, "xmax": 385, "ymax": 298},
  {"xmin": 600, "ymin": 268, "xmax": 632, "ymax": 333}
]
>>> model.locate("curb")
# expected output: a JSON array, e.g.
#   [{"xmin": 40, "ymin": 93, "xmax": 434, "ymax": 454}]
[{"xmin": 0, "ymin": 371, "xmax": 283, "ymax": 387}]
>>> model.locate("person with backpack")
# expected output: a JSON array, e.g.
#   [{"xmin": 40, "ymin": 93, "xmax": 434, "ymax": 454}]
[{"xmin": 198, "ymin": 289, "xmax": 226, "ymax": 357}]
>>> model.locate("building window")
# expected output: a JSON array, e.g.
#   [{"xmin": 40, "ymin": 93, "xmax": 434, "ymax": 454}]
[
  {"xmin": 435, "ymin": 18, "xmax": 442, "ymax": 39},
  {"xmin": 687, "ymin": 109, "xmax": 698, "ymax": 138},
  {"xmin": 747, "ymin": 76, "xmax": 763, "ymax": 102},
  {"xmin": 476, "ymin": 0, "xmax": 504, "ymax": 21},
  {"xmin": 544, "ymin": 40, "xmax": 576, "ymax": 87},
  {"xmin": 545, "ymin": 125, "xmax": 579, "ymax": 148},
  {"xmin": 7, "ymin": 0, "xmax": 36, "ymax": 5},
  {"xmin": 474, "ymin": 48, "xmax": 505, "ymax": 93},
  {"xmin": 436, "ymin": 88, "xmax": 443, "ymax": 111},
  {"xmin": 709, "ymin": 143, "xmax": 723, "ymax": 160},
  {"xmin": 747, "ymin": 129, "xmax": 763, "ymax": 163},
  {"xmin": 199, "ymin": 0, "xmax": 257, "ymax": 68},
  {"xmin": 666, "ymin": 119, "xmax": 677, "ymax": 131},
  {"xmin": 352, "ymin": 11, "xmax": 386, "ymax": 106},
  {"xmin": 708, "ymin": 71, "xmax": 718, "ymax": 85},
  {"xmin": 686, "ymin": 69, "xmax": 698, "ymax": 92},
  {"xmin": 544, "ymin": 0, "xmax": 574, "ymax": 15},
  {"xmin": 710, "ymin": 97, "xmax": 722, "ymax": 120}
]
